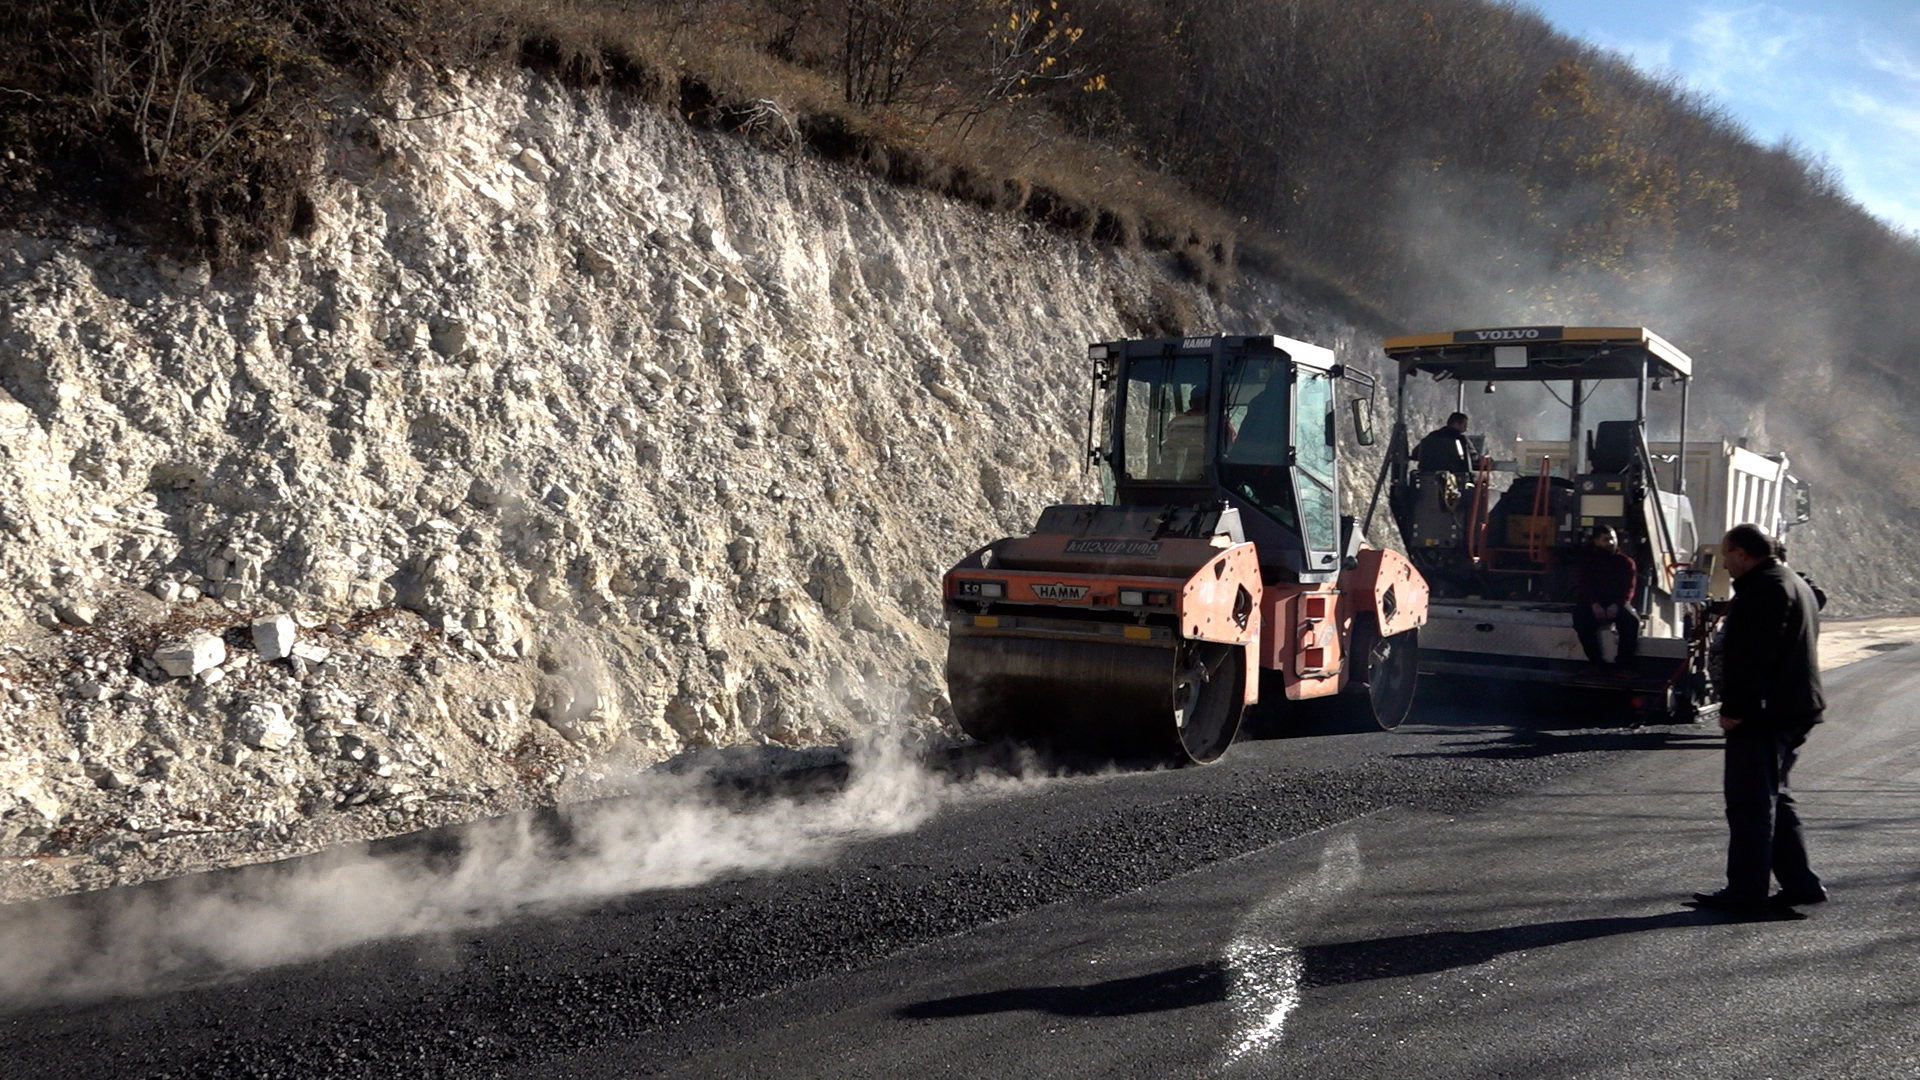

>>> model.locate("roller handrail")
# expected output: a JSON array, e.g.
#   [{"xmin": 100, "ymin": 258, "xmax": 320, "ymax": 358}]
[
  {"xmin": 1466, "ymin": 454, "xmax": 1494, "ymax": 563},
  {"xmin": 1527, "ymin": 454, "xmax": 1552, "ymax": 563},
  {"xmin": 1633, "ymin": 428, "xmax": 1680, "ymax": 590},
  {"xmin": 1361, "ymin": 421, "xmax": 1409, "ymax": 544}
]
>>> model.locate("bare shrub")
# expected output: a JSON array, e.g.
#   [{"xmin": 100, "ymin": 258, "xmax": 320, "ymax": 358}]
[{"xmin": 0, "ymin": 0, "xmax": 505, "ymax": 262}]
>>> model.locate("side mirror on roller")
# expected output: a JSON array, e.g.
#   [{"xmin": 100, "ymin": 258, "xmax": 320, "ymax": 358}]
[{"xmin": 1351, "ymin": 396, "xmax": 1376, "ymax": 446}]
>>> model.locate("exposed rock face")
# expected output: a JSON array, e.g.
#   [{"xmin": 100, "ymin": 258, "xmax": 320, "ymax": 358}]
[{"xmin": 0, "ymin": 72, "xmax": 1348, "ymax": 899}]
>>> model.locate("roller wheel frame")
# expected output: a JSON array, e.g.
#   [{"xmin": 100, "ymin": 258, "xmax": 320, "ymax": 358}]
[
  {"xmin": 1365, "ymin": 628, "xmax": 1419, "ymax": 730},
  {"xmin": 1172, "ymin": 641, "xmax": 1246, "ymax": 765}
]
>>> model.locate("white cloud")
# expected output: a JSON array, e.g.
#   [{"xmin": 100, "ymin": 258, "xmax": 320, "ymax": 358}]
[
  {"xmin": 1859, "ymin": 38, "xmax": 1920, "ymax": 83},
  {"xmin": 1656, "ymin": 3, "xmax": 1920, "ymax": 233},
  {"xmin": 1813, "ymin": 88, "xmax": 1920, "ymax": 234},
  {"xmin": 1832, "ymin": 87, "xmax": 1920, "ymax": 139},
  {"xmin": 1524, "ymin": 1, "xmax": 1920, "ymax": 232},
  {"xmin": 1845, "ymin": 182, "xmax": 1920, "ymax": 239},
  {"xmin": 1682, "ymin": 4, "xmax": 1823, "ymax": 102}
]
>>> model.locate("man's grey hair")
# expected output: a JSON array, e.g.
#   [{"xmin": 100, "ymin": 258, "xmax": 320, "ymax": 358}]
[{"xmin": 1723, "ymin": 523, "xmax": 1775, "ymax": 560}]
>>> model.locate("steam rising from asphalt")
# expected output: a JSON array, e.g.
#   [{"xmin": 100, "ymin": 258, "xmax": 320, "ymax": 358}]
[{"xmin": 0, "ymin": 735, "xmax": 1016, "ymax": 1006}]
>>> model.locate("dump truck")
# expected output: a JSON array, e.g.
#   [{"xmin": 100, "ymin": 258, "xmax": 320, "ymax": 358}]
[
  {"xmin": 942, "ymin": 334, "xmax": 1430, "ymax": 764},
  {"xmin": 1372, "ymin": 325, "xmax": 1805, "ymax": 722}
]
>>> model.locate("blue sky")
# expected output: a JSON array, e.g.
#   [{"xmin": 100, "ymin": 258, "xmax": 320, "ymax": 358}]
[{"xmin": 1521, "ymin": 1, "xmax": 1920, "ymax": 236}]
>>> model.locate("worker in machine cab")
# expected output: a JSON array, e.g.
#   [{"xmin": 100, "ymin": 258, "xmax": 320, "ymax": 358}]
[
  {"xmin": 1573, "ymin": 524, "xmax": 1640, "ymax": 671},
  {"xmin": 1156, "ymin": 384, "xmax": 1211, "ymax": 480},
  {"xmin": 1415, "ymin": 411, "xmax": 1474, "ymax": 475},
  {"xmin": 1413, "ymin": 411, "xmax": 1475, "ymax": 512}
]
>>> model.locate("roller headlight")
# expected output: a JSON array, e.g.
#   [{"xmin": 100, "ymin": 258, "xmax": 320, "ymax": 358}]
[{"xmin": 1119, "ymin": 589, "xmax": 1146, "ymax": 606}]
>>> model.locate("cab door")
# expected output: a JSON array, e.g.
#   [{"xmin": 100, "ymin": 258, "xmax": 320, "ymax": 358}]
[{"xmin": 1291, "ymin": 365, "xmax": 1342, "ymax": 574}]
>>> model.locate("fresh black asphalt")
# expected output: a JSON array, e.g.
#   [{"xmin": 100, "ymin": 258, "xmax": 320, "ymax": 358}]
[{"xmin": 2, "ymin": 653, "xmax": 1914, "ymax": 1078}]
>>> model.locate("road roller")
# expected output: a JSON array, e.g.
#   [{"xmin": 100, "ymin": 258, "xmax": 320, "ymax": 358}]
[{"xmin": 942, "ymin": 334, "xmax": 1430, "ymax": 764}]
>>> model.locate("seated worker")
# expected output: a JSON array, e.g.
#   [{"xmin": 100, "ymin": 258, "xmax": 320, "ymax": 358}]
[
  {"xmin": 1414, "ymin": 411, "xmax": 1474, "ymax": 474},
  {"xmin": 1155, "ymin": 385, "xmax": 1211, "ymax": 480},
  {"xmin": 1573, "ymin": 524, "xmax": 1640, "ymax": 670}
]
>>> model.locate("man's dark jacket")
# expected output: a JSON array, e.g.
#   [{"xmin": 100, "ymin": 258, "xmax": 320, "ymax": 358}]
[
  {"xmin": 1415, "ymin": 426, "xmax": 1471, "ymax": 473},
  {"xmin": 1721, "ymin": 558, "xmax": 1824, "ymax": 724},
  {"xmin": 1577, "ymin": 550, "xmax": 1637, "ymax": 608}
]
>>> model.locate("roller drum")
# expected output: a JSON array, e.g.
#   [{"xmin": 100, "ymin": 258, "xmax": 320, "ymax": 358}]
[{"xmin": 945, "ymin": 635, "xmax": 1244, "ymax": 763}]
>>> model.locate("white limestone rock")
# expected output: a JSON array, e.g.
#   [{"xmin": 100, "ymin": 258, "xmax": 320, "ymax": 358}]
[
  {"xmin": 238, "ymin": 703, "xmax": 298, "ymax": 751},
  {"xmin": 515, "ymin": 146, "xmax": 556, "ymax": 182},
  {"xmin": 289, "ymin": 640, "xmax": 332, "ymax": 664},
  {"xmin": 252, "ymin": 614, "xmax": 297, "ymax": 661},
  {"xmin": 55, "ymin": 602, "xmax": 97, "ymax": 627},
  {"xmin": 153, "ymin": 633, "xmax": 226, "ymax": 678}
]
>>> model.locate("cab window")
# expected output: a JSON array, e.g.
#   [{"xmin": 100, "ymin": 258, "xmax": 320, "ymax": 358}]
[
  {"xmin": 1217, "ymin": 356, "xmax": 1298, "ymax": 530},
  {"xmin": 1123, "ymin": 356, "xmax": 1210, "ymax": 482},
  {"xmin": 1294, "ymin": 368, "xmax": 1337, "ymax": 554}
]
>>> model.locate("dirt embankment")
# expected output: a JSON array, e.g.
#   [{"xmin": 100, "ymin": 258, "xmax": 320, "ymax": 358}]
[{"xmin": 0, "ymin": 70, "xmax": 1360, "ymax": 901}]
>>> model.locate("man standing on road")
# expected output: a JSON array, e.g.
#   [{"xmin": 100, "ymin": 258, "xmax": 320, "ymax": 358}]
[
  {"xmin": 1692, "ymin": 524, "xmax": 1828, "ymax": 911},
  {"xmin": 1573, "ymin": 524, "xmax": 1639, "ymax": 671}
]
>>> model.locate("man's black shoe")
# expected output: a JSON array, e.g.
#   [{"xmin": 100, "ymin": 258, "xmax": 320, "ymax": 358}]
[
  {"xmin": 1688, "ymin": 890, "xmax": 1808, "ymax": 920},
  {"xmin": 1774, "ymin": 886, "xmax": 1829, "ymax": 906},
  {"xmin": 1689, "ymin": 889, "xmax": 1772, "ymax": 910}
]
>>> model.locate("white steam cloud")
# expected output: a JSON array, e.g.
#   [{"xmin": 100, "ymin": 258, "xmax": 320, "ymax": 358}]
[{"xmin": 0, "ymin": 735, "xmax": 1031, "ymax": 1006}]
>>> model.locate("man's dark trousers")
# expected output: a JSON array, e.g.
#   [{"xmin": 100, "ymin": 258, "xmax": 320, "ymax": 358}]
[
  {"xmin": 1572, "ymin": 604, "xmax": 1640, "ymax": 663},
  {"xmin": 1724, "ymin": 716, "xmax": 1823, "ymax": 898}
]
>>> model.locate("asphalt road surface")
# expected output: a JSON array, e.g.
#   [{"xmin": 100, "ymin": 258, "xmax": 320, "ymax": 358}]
[{"xmin": 3, "ymin": 645, "xmax": 1917, "ymax": 1078}]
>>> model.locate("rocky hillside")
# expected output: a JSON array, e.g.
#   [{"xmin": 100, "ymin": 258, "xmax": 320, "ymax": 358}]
[
  {"xmin": 5, "ymin": 59, "xmax": 1912, "ymax": 904},
  {"xmin": 0, "ymin": 70, "xmax": 1361, "ymax": 900}
]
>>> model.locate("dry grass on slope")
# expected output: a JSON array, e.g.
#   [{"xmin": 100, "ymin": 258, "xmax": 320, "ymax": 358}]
[
  {"xmin": 0, "ymin": 0, "xmax": 1244, "ymax": 305},
  {"xmin": 0, "ymin": 0, "xmax": 488, "ymax": 264}
]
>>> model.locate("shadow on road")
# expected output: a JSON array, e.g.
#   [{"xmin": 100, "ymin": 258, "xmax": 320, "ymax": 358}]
[
  {"xmin": 1415, "ymin": 676, "xmax": 1652, "ymax": 731},
  {"xmin": 1392, "ymin": 728, "xmax": 1726, "ymax": 762},
  {"xmin": 897, "ymin": 962, "xmax": 1227, "ymax": 1019},
  {"xmin": 896, "ymin": 907, "xmax": 1767, "ymax": 1022},
  {"xmin": 1300, "ymin": 908, "xmax": 1771, "ymax": 987},
  {"xmin": 1235, "ymin": 672, "xmax": 1728, "ymax": 755},
  {"xmin": 1386, "ymin": 674, "xmax": 1726, "ymax": 761},
  {"xmin": 1238, "ymin": 694, "xmax": 1382, "ymax": 741}
]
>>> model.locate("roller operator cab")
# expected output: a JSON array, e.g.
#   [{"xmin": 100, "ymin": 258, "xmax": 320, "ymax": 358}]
[
  {"xmin": 1375, "ymin": 325, "xmax": 1811, "ymax": 723},
  {"xmin": 942, "ymin": 335, "xmax": 1429, "ymax": 764}
]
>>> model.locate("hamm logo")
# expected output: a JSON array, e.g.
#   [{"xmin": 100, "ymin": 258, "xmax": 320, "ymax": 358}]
[{"xmin": 1032, "ymin": 583, "xmax": 1091, "ymax": 601}]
